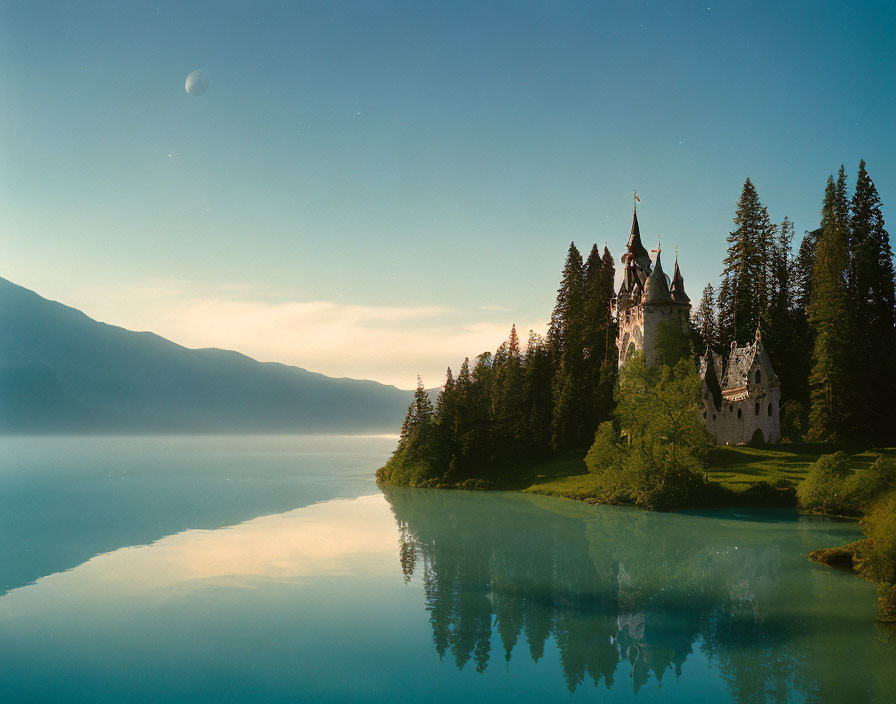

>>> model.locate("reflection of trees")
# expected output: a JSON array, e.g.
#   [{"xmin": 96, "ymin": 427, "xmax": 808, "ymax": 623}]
[{"xmin": 383, "ymin": 487, "xmax": 896, "ymax": 701}]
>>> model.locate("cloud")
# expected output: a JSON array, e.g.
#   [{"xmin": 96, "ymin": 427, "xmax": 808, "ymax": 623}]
[{"xmin": 89, "ymin": 285, "xmax": 547, "ymax": 389}]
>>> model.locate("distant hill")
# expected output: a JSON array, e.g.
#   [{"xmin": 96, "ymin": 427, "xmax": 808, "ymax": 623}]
[{"xmin": 0, "ymin": 277, "xmax": 412, "ymax": 434}]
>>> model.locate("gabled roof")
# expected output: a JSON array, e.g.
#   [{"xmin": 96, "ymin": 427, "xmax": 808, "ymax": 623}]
[
  {"xmin": 721, "ymin": 343, "xmax": 756, "ymax": 390},
  {"xmin": 720, "ymin": 331, "xmax": 779, "ymax": 391}
]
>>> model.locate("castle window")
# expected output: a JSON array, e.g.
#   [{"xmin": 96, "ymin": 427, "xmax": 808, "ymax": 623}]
[
  {"xmin": 768, "ymin": 403, "xmax": 773, "ymax": 417},
  {"xmin": 737, "ymin": 408, "xmax": 742, "ymax": 419},
  {"xmin": 754, "ymin": 402, "xmax": 760, "ymax": 416},
  {"xmin": 729, "ymin": 405, "xmax": 733, "ymax": 413},
  {"xmin": 755, "ymin": 369, "xmax": 761, "ymax": 384},
  {"xmin": 703, "ymin": 411, "xmax": 707, "ymax": 419},
  {"xmin": 713, "ymin": 414, "xmax": 717, "ymax": 420}
]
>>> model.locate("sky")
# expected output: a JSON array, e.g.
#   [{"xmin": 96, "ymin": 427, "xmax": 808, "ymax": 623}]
[{"xmin": 2, "ymin": 1, "xmax": 894, "ymax": 388}]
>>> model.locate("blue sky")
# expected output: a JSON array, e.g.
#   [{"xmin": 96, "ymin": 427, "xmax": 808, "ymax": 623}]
[{"xmin": 2, "ymin": 1, "xmax": 894, "ymax": 387}]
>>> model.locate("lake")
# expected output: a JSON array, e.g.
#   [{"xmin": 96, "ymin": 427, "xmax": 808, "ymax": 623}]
[{"xmin": 0, "ymin": 435, "xmax": 893, "ymax": 702}]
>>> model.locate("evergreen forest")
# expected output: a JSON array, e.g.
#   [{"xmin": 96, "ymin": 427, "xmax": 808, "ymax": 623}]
[
  {"xmin": 379, "ymin": 159, "xmax": 896, "ymax": 491},
  {"xmin": 377, "ymin": 161, "xmax": 896, "ymax": 620}
]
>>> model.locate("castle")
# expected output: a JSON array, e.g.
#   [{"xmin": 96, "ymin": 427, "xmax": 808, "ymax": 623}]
[{"xmin": 612, "ymin": 210, "xmax": 781, "ymax": 445}]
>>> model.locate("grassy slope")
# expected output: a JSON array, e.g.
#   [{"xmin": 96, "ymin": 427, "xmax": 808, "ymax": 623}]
[{"xmin": 521, "ymin": 444, "xmax": 896, "ymax": 503}]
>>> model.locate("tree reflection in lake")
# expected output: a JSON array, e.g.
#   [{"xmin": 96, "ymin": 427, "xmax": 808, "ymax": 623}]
[{"xmin": 383, "ymin": 487, "xmax": 896, "ymax": 702}]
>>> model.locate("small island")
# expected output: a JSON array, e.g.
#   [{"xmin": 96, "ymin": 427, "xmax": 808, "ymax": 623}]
[{"xmin": 378, "ymin": 166, "xmax": 896, "ymax": 622}]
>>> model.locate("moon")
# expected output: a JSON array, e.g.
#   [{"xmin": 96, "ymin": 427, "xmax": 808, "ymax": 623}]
[{"xmin": 185, "ymin": 70, "xmax": 209, "ymax": 96}]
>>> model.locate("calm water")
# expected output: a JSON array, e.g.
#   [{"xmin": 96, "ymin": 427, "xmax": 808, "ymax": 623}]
[{"xmin": 0, "ymin": 436, "xmax": 893, "ymax": 703}]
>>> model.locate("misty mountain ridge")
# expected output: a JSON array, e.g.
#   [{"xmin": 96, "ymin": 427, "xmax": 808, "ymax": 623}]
[{"xmin": 0, "ymin": 276, "xmax": 412, "ymax": 434}]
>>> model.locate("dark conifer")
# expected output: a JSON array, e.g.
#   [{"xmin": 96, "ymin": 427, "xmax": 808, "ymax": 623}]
[
  {"xmin": 762, "ymin": 216, "xmax": 801, "ymax": 405},
  {"xmin": 848, "ymin": 160, "xmax": 896, "ymax": 442},
  {"xmin": 547, "ymin": 242, "xmax": 585, "ymax": 359},
  {"xmin": 549, "ymin": 243, "xmax": 588, "ymax": 450},
  {"xmin": 808, "ymin": 168, "xmax": 852, "ymax": 441},
  {"xmin": 718, "ymin": 178, "xmax": 776, "ymax": 344},
  {"xmin": 413, "ymin": 374, "xmax": 434, "ymax": 424},
  {"xmin": 522, "ymin": 331, "xmax": 553, "ymax": 449},
  {"xmin": 693, "ymin": 283, "xmax": 718, "ymax": 356}
]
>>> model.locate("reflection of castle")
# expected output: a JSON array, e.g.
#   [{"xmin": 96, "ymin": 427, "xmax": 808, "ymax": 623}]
[
  {"xmin": 612, "ymin": 209, "xmax": 781, "ymax": 444},
  {"xmin": 381, "ymin": 487, "xmax": 852, "ymax": 698}
]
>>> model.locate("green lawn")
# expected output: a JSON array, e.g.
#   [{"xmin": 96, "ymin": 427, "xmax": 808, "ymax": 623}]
[
  {"xmin": 519, "ymin": 444, "xmax": 896, "ymax": 504},
  {"xmin": 705, "ymin": 443, "xmax": 826, "ymax": 493}
]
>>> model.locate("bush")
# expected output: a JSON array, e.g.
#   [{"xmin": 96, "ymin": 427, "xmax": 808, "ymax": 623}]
[
  {"xmin": 796, "ymin": 452, "xmax": 853, "ymax": 515},
  {"xmin": 583, "ymin": 354, "xmax": 710, "ymax": 511},
  {"xmin": 797, "ymin": 453, "xmax": 896, "ymax": 516},
  {"xmin": 846, "ymin": 456, "xmax": 896, "ymax": 512},
  {"xmin": 856, "ymin": 489, "xmax": 896, "ymax": 622}
]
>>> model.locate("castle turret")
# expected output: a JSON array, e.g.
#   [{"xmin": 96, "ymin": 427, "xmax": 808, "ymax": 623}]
[
  {"xmin": 643, "ymin": 249, "xmax": 672, "ymax": 304},
  {"xmin": 615, "ymin": 211, "xmax": 691, "ymax": 367},
  {"xmin": 670, "ymin": 255, "xmax": 690, "ymax": 303},
  {"xmin": 621, "ymin": 210, "xmax": 652, "ymax": 274}
]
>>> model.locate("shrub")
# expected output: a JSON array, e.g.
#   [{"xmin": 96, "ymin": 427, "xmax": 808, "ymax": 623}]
[
  {"xmin": 585, "ymin": 421, "xmax": 625, "ymax": 474},
  {"xmin": 856, "ymin": 489, "xmax": 896, "ymax": 622},
  {"xmin": 846, "ymin": 456, "xmax": 896, "ymax": 512},
  {"xmin": 796, "ymin": 452, "xmax": 853, "ymax": 515},
  {"xmin": 797, "ymin": 453, "xmax": 896, "ymax": 516},
  {"xmin": 583, "ymin": 354, "xmax": 710, "ymax": 510}
]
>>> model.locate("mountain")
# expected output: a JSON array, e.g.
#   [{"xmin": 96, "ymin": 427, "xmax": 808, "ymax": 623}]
[{"xmin": 0, "ymin": 277, "xmax": 412, "ymax": 434}]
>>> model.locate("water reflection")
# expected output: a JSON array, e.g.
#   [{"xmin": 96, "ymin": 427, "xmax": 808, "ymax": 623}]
[
  {"xmin": 383, "ymin": 487, "xmax": 896, "ymax": 702},
  {"xmin": 0, "ymin": 496, "xmax": 396, "ymax": 610}
]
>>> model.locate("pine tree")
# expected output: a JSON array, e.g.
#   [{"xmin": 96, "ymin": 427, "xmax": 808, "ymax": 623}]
[
  {"xmin": 807, "ymin": 168, "xmax": 852, "ymax": 441},
  {"xmin": 399, "ymin": 375, "xmax": 434, "ymax": 448},
  {"xmin": 718, "ymin": 178, "xmax": 777, "ymax": 344},
  {"xmin": 788, "ymin": 227, "xmax": 819, "ymax": 409},
  {"xmin": 493, "ymin": 325, "xmax": 526, "ymax": 453},
  {"xmin": 547, "ymin": 242, "xmax": 585, "ymax": 359},
  {"xmin": 549, "ymin": 243, "xmax": 588, "ymax": 450},
  {"xmin": 522, "ymin": 331, "xmax": 553, "ymax": 449},
  {"xmin": 413, "ymin": 374, "xmax": 434, "ymax": 424},
  {"xmin": 762, "ymin": 216, "xmax": 800, "ymax": 405},
  {"xmin": 848, "ymin": 160, "xmax": 896, "ymax": 443},
  {"xmin": 595, "ymin": 246, "xmax": 618, "ymax": 427},
  {"xmin": 693, "ymin": 283, "xmax": 718, "ymax": 356}
]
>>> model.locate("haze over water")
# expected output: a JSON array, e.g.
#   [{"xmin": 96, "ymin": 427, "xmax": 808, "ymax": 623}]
[{"xmin": 0, "ymin": 435, "xmax": 893, "ymax": 702}]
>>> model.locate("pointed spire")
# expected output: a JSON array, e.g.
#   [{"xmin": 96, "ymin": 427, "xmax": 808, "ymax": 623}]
[
  {"xmin": 669, "ymin": 250, "xmax": 690, "ymax": 303},
  {"xmin": 622, "ymin": 208, "xmax": 651, "ymax": 273},
  {"xmin": 643, "ymin": 248, "xmax": 672, "ymax": 303}
]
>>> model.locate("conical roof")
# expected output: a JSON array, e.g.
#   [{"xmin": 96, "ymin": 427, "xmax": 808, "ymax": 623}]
[
  {"xmin": 624, "ymin": 210, "xmax": 650, "ymax": 264},
  {"xmin": 669, "ymin": 256, "xmax": 690, "ymax": 303},
  {"xmin": 643, "ymin": 249, "xmax": 672, "ymax": 303}
]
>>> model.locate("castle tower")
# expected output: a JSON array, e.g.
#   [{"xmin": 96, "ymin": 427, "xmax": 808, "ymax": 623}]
[{"xmin": 613, "ymin": 210, "xmax": 691, "ymax": 367}]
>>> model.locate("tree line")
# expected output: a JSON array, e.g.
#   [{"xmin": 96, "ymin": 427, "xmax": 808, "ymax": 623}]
[
  {"xmin": 693, "ymin": 160, "xmax": 896, "ymax": 446},
  {"xmin": 378, "ymin": 243, "xmax": 618, "ymax": 487},
  {"xmin": 382, "ymin": 158, "xmax": 895, "ymax": 489}
]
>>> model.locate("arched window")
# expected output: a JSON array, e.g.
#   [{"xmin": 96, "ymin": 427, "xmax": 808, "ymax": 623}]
[
  {"xmin": 737, "ymin": 408, "xmax": 742, "ymax": 419},
  {"xmin": 755, "ymin": 402, "xmax": 760, "ymax": 416},
  {"xmin": 703, "ymin": 411, "xmax": 707, "ymax": 419},
  {"xmin": 768, "ymin": 403, "xmax": 773, "ymax": 417},
  {"xmin": 729, "ymin": 405, "xmax": 734, "ymax": 413},
  {"xmin": 755, "ymin": 369, "xmax": 761, "ymax": 384}
]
